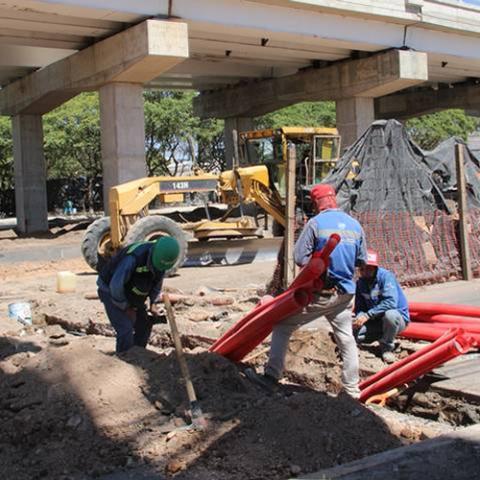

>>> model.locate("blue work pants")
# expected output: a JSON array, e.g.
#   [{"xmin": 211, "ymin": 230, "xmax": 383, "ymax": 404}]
[
  {"xmin": 355, "ymin": 309, "xmax": 406, "ymax": 351},
  {"xmin": 98, "ymin": 289, "xmax": 153, "ymax": 352}
]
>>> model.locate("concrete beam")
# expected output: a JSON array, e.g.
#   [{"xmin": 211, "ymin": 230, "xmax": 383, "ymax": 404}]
[
  {"xmin": 375, "ymin": 81, "xmax": 480, "ymax": 120},
  {"xmin": 0, "ymin": 19, "xmax": 189, "ymax": 115},
  {"xmin": 13, "ymin": 115, "xmax": 48, "ymax": 234},
  {"xmin": 194, "ymin": 49, "xmax": 428, "ymax": 119}
]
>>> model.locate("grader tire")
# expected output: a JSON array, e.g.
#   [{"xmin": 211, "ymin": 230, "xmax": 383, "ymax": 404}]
[
  {"xmin": 81, "ymin": 216, "xmax": 112, "ymax": 271},
  {"xmin": 123, "ymin": 215, "xmax": 187, "ymax": 276}
]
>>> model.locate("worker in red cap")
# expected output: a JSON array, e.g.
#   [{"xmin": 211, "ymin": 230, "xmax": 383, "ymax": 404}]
[
  {"xmin": 252, "ymin": 183, "xmax": 367, "ymax": 397},
  {"xmin": 353, "ymin": 249, "xmax": 409, "ymax": 363}
]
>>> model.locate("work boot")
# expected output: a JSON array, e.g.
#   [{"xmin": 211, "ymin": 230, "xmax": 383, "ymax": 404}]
[{"xmin": 381, "ymin": 349, "xmax": 396, "ymax": 364}]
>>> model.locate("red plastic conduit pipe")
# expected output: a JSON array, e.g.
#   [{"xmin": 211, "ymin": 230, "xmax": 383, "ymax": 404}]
[
  {"xmin": 289, "ymin": 234, "xmax": 340, "ymax": 290},
  {"xmin": 400, "ymin": 323, "xmax": 480, "ymax": 344},
  {"xmin": 209, "ymin": 234, "xmax": 340, "ymax": 361},
  {"xmin": 359, "ymin": 329, "xmax": 459, "ymax": 391},
  {"xmin": 211, "ymin": 288, "xmax": 310, "ymax": 359},
  {"xmin": 209, "ymin": 296, "xmax": 274, "ymax": 351},
  {"xmin": 226, "ymin": 290, "xmax": 312, "ymax": 362},
  {"xmin": 409, "ymin": 302, "xmax": 480, "ymax": 318},
  {"xmin": 427, "ymin": 322, "xmax": 480, "ymax": 334},
  {"xmin": 410, "ymin": 313, "xmax": 480, "ymax": 325},
  {"xmin": 359, "ymin": 333, "xmax": 475, "ymax": 402}
]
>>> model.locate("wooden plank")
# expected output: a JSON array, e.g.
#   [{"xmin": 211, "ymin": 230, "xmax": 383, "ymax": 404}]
[
  {"xmin": 284, "ymin": 144, "xmax": 296, "ymax": 288},
  {"xmin": 455, "ymin": 143, "xmax": 473, "ymax": 280},
  {"xmin": 300, "ymin": 424, "xmax": 480, "ymax": 479},
  {"xmin": 431, "ymin": 355, "xmax": 480, "ymax": 400}
]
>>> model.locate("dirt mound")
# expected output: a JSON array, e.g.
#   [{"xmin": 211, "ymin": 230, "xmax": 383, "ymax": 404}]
[{"xmin": 0, "ymin": 330, "xmax": 405, "ymax": 480}]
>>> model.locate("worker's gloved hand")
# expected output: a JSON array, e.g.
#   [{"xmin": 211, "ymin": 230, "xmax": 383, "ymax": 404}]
[{"xmin": 353, "ymin": 313, "xmax": 369, "ymax": 329}]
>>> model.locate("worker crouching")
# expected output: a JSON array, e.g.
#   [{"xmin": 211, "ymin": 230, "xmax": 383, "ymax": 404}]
[
  {"xmin": 353, "ymin": 249, "xmax": 409, "ymax": 363},
  {"xmin": 97, "ymin": 237, "xmax": 180, "ymax": 352},
  {"xmin": 256, "ymin": 184, "xmax": 367, "ymax": 397}
]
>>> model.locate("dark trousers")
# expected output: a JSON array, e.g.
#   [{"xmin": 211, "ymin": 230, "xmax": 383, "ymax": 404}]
[
  {"xmin": 98, "ymin": 289, "xmax": 153, "ymax": 352},
  {"xmin": 354, "ymin": 309, "xmax": 406, "ymax": 351}
]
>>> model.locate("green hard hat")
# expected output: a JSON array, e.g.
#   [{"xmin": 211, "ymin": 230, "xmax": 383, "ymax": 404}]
[{"xmin": 151, "ymin": 236, "xmax": 180, "ymax": 272}]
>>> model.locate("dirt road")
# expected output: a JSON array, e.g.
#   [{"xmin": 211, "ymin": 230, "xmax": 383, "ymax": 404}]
[{"xmin": 1, "ymin": 229, "xmax": 478, "ymax": 479}]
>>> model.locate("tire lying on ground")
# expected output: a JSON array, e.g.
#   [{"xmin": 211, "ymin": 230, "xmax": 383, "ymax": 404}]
[
  {"xmin": 123, "ymin": 215, "xmax": 187, "ymax": 276},
  {"xmin": 81, "ymin": 216, "xmax": 112, "ymax": 271}
]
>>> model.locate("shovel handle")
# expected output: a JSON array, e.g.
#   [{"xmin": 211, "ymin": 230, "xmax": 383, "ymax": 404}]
[{"xmin": 163, "ymin": 293, "xmax": 197, "ymax": 404}]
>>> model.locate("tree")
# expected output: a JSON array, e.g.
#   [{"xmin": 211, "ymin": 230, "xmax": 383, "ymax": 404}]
[
  {"xmin": 143, "ymin": 90, "xmax": 225, "ymax": 174},
  {"xmin": 0, "ymin": 116, "xmax": 13, "ymax": 191},
  {"xmin": 43, "ymin": 92, "xmax": 102, "ymax": 211},
  {"xmin": 406, "ymin": 109, "xmax": 479, "ymax": 150},
  {"xmin": 256, "ymin": 101, "xmax": 336, "ymax": 129}
]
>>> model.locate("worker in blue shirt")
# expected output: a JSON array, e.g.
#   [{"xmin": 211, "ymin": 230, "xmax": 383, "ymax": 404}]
[
  {"xmin": 253, "ymin": 184, "xmax": 367, "ymax": 397},
  {"xmin": 97, "ymin": 236, "xmax": 180, "ymax": 352},
  {"xmin": 353, "ymin": 249, "xmax": 409, "ymax": 364}
]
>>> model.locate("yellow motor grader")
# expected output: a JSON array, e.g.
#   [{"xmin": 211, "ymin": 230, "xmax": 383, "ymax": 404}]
[{"xmin": 81, "ymin": 127, "xmax": 340, "ymax": 273}]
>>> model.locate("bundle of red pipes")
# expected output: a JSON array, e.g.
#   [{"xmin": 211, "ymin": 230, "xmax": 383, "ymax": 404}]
[
  {"xmin": 359, "ymin": 328, "xmax": 475, "ymax": 402},
  {"xmin": 209, "ymin": 233, "xmax": 341, "ymax": 361},
  {"xmin": 400, "ymin": 302, "xmax": 480, "ymax": 345},
  {"xmin": 359, "ymin": 301, "xmax": 480, "ymax": 403}
]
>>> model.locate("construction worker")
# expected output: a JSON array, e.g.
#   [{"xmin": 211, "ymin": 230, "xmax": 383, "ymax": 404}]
[
  {"xmin": 253, "ymin": 184, "xmax": 367, "ymax": 397},
  {"xmin": 97, "ymin": 237, "xmax": 180, "ymax": 352},
  {"xmin": 353, "ymin": 249, "xmax": 409, "ymax": 364}
]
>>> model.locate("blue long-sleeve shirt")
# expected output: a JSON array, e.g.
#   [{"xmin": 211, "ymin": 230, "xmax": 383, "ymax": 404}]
[
  {"xmin": 97, "ymin": 255, "xmax": 163, "ymax": 310},
  {"xmin": 354, "ymin": 267, "xmax": 409, "ymax": 322},
  {"xmin": 294, "ymin": 209, "xmax": 367, "ymax": 294}
]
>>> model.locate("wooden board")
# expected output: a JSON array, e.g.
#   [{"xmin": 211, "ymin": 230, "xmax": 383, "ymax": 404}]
[
  {"xmin": 300, "ymin": 424, "xmax": 480, "ymax": 479},
  {"xmin": 431, "ymin": 353, "xmax": 480, "ymax": 400}
]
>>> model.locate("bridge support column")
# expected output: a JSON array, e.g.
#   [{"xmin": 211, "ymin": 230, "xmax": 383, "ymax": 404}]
[
  {"xmin": 224, "ymin": 117, "xmax": 254, "ymax": 168},
  {"xmin": 336, "ymin": 97, "xmax": 375, "ymax": 150},
  {"xmin": 13, "ymin": 114, "xmax": 48, "ymax": 234},
  {"xmin": 100, "ymin": 82, "xmax": 147, "ymax": 212}
]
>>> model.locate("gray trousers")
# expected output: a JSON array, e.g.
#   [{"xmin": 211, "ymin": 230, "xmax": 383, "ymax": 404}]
[
  {"xmin": 355, "ymin": 309, "xmax": 407, "ymax": 351},
  {"xmin": 265, "ymin": 292, "xmax": 359, "ymax": 395}
]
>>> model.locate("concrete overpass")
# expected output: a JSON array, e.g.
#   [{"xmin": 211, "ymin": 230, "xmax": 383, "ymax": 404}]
[{"xmin": 2, "ymin": 0, "xmax": 480, "ymax": 232}]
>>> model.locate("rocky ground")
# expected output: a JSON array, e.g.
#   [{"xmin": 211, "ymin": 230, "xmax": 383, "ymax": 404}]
[{"xmin": 0, "ymin": 228, "xmax": 478, "ymax": 479}]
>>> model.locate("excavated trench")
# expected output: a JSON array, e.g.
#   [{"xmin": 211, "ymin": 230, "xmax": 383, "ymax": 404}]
[{"xmin": 44, "ymin": 312, "xmax": 480, "ymax": 429}]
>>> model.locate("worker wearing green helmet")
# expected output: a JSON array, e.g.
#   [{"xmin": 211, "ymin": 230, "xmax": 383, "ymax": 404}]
[{"xmin": 97, "ymin": 236, "xmax": 180, "ymax": 352}]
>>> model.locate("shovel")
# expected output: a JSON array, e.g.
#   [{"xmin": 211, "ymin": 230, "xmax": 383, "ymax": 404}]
[{"xmin": 163, "ymin": 293, "xmax": 207, "ymax": 430}]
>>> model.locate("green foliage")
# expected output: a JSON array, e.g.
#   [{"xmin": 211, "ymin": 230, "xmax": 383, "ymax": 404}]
[
  {"xmin": 144, "ymin": 90, "xmax": 224, "ymax": 174},
  {"xmin": 0, "ymin": 116, "xmax": 13, "ymax": 191},
  {"xmin": 43, "ymin": 92, "xmax": 102, "ymax": 211},
  {"xmin": 406, "ymin": 109, "xmax": 479, "ymax": 150},
  {"xmin": 256, "ymin": 101, "xmax": 336, "ymax": 129},
  {"xmin": 44, "ymin": 92, "xmax": 101, "ymax": 179}
]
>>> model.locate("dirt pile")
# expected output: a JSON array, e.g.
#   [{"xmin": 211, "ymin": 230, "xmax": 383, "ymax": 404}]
[{"xmin": 0, "ymin": 326, "xmax": 406, "ymax": 480}]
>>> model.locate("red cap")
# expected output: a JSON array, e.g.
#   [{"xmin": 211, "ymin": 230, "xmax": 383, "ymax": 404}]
[
  {"xmin": 366, "ymin": 249, "xmax": 379, "ymax": 267},
  {"xmin": 310, "ymin": 184, "xmax": 337, "ymax": 211}
]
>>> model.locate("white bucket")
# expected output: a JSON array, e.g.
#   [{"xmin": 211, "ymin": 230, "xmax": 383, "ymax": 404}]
[
  {"xmin": 8, "ymin": 302, "xmax": 32, "ymax": 325},
  {"xmin": 56, "ymin": 271, "xmax": 77, "ymax": 293}
]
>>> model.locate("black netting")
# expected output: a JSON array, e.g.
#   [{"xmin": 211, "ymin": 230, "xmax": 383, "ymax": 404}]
[{"xmin": 269, "ymin": 120, "xmax": 480, "ymax": 290}]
